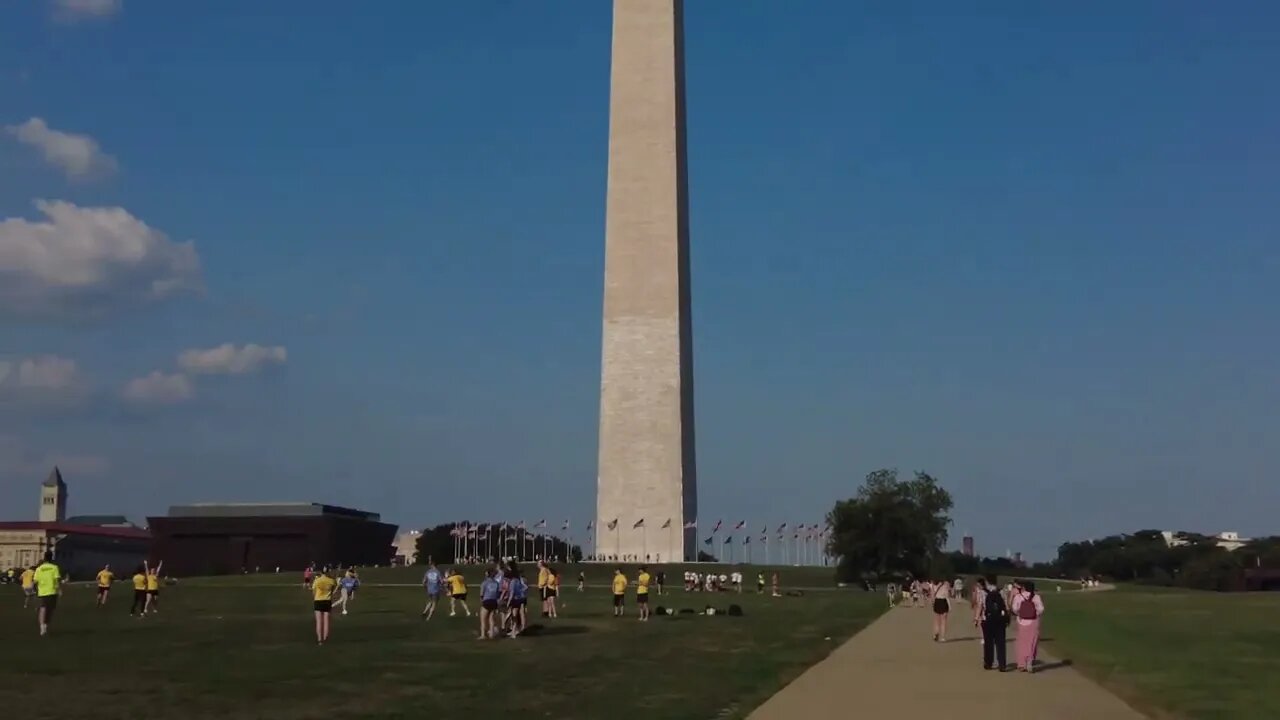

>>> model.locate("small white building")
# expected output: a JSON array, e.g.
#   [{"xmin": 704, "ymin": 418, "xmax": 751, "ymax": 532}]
[{"xmin": 1160, "ymin": 530, "xmax": 1251, "ymax": 552}]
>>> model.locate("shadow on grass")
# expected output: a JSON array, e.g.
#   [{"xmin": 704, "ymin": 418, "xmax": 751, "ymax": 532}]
[
  {"xmin": 520, "ymin": 624, "xmax": 590, "ymax": 637},
  {"xmin": 1033, "ymin": 659, "xmax": 1073, "ymax": 672}
]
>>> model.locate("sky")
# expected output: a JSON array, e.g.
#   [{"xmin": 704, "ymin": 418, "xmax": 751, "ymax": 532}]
[{"xmin": 1, "ymin": 1, "xmax": 1277, "ymax": 561}]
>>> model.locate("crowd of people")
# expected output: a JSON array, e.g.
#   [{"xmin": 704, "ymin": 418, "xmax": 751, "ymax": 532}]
[
  {"xmin": 11, "ymin": 553, "xmax": 170, "ymax": 637},
  {"xmin": 886, "ymin": 574, "xmax": 1047, "ymax": 673},
  {"xmin": 16, "ymin": 552, "xmax": 779, "ymax": 646}
]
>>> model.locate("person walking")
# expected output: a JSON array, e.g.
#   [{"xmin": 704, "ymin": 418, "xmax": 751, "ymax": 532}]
[
  {"xmin": 1010, "ymin": 580, "xmax": 1045, "ymax": 673},
  {"xmin": 979, "ymin": 575, "xmax": 1010, "ymax": 671},
  {"xmin": 931, "ymin": 579, "xmax": 952, "ymax": 642},
  {"xmin": 311, "ymin": 567, "xmax": 336, "ymax": 645}
]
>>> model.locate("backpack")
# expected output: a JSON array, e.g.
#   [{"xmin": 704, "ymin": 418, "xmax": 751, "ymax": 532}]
[
  {"xmin": 983, "ymin": 589, "xmax": 1008, "ymax": 624},
  {"xmin": 1017, "ymin": 593, "xmax": 1038, "ymax": 620}
]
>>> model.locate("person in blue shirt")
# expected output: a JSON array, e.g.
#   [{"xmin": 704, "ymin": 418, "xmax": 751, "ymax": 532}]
[
  {"xmin": 421, "ymin": 561, "xmax": 443, "ymax": 620},
  {"xmin": 333, "ymin": 568, "xmax": 360, "ymax": 616},
  {"xmin": 478, "ymin": 568, "xmax": 501, "ymax": 640},
  {"xmin": 507, "ymin": 570, "xmax": 529, "ymax": 637}
]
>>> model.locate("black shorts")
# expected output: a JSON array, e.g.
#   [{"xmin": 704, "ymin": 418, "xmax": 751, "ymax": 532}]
[
  {"xmin": 613, "ymin": 593, "xmax": 625, "ymax": 607},
  {"xmin": 40, "ymin": 594, "xmax": 58, "ymax": 611},
  {"xmin": 637, "ymin": 594, "xmax": 649, "ymax": 604},
  {"xmin": 451, "ymin": 592, "xmax": 467, "ymax": 600},
  {"xmin": 481, "ymin": 599, "xmax": 499, "ymax": 611},
  {"xmin": 147, "ymin": 589, "xmax": 159, "ymax": 597},
  {"xmin": 314, "ymin": 600, "xmax": 332, "ymax": 613},
  {"xmin": 539, "ymin": 587, "xmax": 550, "ymax": 600},
  {"xmin": 933, "ymin": 599, "xmax": 949, "ymax": 614},
  {"xmin": 133, "ymin": 589, "xmax": 147, "ymax": 603},
  {"xmin": 97, "ymin": 586, "xmax": 109, "ymax": 595},
  {"xmin": 545, "ymin": 588, "xmax": 558, "ymax": 599},
  {"xmin": 512, "ymin": 598, "xmax": 527, "ymax": 608}
]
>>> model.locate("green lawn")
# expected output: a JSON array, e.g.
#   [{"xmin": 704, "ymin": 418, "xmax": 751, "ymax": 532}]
[
  {"xmin": 1044, "ymin": 586, "xmax": 1280, "ymax": 720},
  {"xmin": 0, "ymin": 565, "xmax": 880, "ymax": 720}
]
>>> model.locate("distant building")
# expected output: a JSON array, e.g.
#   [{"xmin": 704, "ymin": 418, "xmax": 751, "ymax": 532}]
[
  {"xmin": 39, "ymin": 467, "xmax": 68, "ymax": 523},
  {"xmin": 962, "ymin": 536, "xmax": 975, "ymax": 557},
  {"xmin": 148, "ymin": 502, "xmax": 398, "ymax": 577},
  {"xmin": 0, "ymin": 468, "xmax": 149, "ymax": 579},
  {"xmin": 1160, "ymin": 530, "xmax": 1251, "ymax": 552},
  {"xmin": 392, "ymin": 530, "xmax": 420, "ymax": 566}
]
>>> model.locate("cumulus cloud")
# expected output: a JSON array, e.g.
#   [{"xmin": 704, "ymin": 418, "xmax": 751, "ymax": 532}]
[
  {"xmin": 0, "ymin": 434, "xmax": 108, "ymax": 477},
  {"xmin": 0, "ymin": 199, "xmax": 202, "ymax": 319},
  {"xmin": 0, "ymin": 355, "xmax": 86, "ymax": 409},
  {"xmin": 178, "ymin": 343, "xmax": 288, "ymax": 376},
  {"xmin": 0, "ymin": 355, "xmax": 81, "ymax": 390},
  {"xmin": 5, "ymin": 118, "xmax": 117, "ymax": 179},
  {"xmin": 121, "ymin": 371, "xmax": 193, "ymax": 405},
  {"xmin": 51, "ymin": 0, "xmax": 122, "ymax": 22}
]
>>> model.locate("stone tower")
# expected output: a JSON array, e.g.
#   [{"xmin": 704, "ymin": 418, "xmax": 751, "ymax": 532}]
[
  {"xmin": 40, "ymin": 466, "xmax": 68, "ymax": 523},
  {"xmin": 596, "ymin": 0, "xmax": 697, "ymax": 562}
]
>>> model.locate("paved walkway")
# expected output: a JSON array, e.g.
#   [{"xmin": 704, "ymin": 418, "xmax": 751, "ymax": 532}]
[{"xmin": 749, "ymin": 601, "xmax": 1144, "ymax": 719}]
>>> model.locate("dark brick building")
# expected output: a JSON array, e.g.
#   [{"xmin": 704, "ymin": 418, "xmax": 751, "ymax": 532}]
[{"xmin": 147, "ymin": 503, "xmax": 398, "ymax": 577}]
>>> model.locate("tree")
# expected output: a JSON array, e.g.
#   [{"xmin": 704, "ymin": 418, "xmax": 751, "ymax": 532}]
[{"xmin": 826, "ymin": 469, "xmax": 953, "ymax": 581}]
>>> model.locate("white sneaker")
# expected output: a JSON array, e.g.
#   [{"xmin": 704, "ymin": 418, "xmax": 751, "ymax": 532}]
[{"xmin": 342, "ymin": 610, "xmax": 348, "ymax": 615}]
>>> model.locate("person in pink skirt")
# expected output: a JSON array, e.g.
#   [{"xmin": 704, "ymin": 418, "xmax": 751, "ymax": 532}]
[{"xmin": 1010, "ymin": 580, "xmax": 1045, "ymax": 672}]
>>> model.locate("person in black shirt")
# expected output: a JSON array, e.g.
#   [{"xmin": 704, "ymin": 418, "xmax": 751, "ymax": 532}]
[{"xmin": 979, "ymin": 575, "xmax": 1009, "ymax": 671}]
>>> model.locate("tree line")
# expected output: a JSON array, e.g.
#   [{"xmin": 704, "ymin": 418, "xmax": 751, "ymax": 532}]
[{"xmin": 824, "ymin": 468, "xmax": 1278, "ymax": 592}]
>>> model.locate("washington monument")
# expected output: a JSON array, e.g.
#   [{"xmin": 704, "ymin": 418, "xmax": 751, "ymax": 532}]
[{"xmin": 596, "ymin": 0, "xmax": 696, "ymax": 562}]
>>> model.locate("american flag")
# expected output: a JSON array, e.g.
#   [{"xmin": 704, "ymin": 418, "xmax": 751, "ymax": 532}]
[
  {"xmin": 586, "ymin": 521, "xmax": 594, "ymax": 531},
  {"xmin": 607, "ymin": 518, "xmax": 618, "ymax": 530},
  {"xmin": 778, "ymin": 523, "xmax": 787, "ymax": 532},
  {"xmin": 517, "ymin": 520, "xmax": 526, "ymax": 529},
  {"xmin": 661, "ymin": 518, "xmax": 672, "ymax": 529},
  {"xmin": 712, "ymin": 519, "xmax": 723, "ymax": 533},
  {"xmin": 535, "ymin": 519, "xmax": 547, "ymax": 529},
  {"xmin": 733, "ymin": 520, "xmax": 746, "ymax": 530},
  {"xmin": 561, "ymin": 520, "xmax": 570, "ymax": 531},
  {"xmin": 633, "ymin": 518, "xmax": 645, "ymax": 529},
  {"xmin": 684, "ymin": 520, "xmax": 697, "ymax": 529}
]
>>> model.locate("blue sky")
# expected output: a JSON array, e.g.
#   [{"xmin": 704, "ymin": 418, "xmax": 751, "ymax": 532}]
[{"xmin": 1, "ymin": 1, "xmax": 1277, "ymax": 560}]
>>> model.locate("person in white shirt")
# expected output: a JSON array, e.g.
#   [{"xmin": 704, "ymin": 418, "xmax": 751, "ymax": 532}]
[
  {"xmin": 930, "ymin": 579, "xmax": 952, "ymax": 642},
  {"xmin": 1010, "ymin": 580, "xmax": 1045, "ymax": 672}
]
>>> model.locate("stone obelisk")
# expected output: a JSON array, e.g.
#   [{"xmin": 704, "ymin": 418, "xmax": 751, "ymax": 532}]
[{"xmin": 596, "ymin": 0, "xmax": 696, "ymax": 563}]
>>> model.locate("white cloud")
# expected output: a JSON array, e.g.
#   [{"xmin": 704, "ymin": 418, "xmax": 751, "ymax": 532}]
[
  {"xmin": 0, "ymin": 434, "xmax": 108, "ymax": 477},
  {"xmin": 121, "ymin": 371, "xmax": 193, "ymax": 405},
  {"xmin": 5, "ymin": 117, "xmax": 117, "ymax": 180},
  {"xmin": 0, "ymin": 355, "xmax": 85, "ymax": 409},
  {"xmin": 178, "ymin": 343, "xmax": 288, "ymax": 376},
  {"xmin": 51, "ymin": 0, "xmax": 122, "ymax": 22},
  {"xmin": 8, "ymin": 355, "xmax": 81, "ymax": 390},
  {"xmin": 0, "ymin": 199, "xmax": 202, "ymax": 319}
]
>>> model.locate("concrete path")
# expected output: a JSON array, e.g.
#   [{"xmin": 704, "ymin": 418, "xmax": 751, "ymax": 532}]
[{"xmin": 749, "ymin": 602, "xmax": 1144, "ymax": 719}]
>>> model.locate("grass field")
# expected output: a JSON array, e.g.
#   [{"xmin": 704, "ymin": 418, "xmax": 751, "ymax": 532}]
[
  {"xmin": 0, "ymin": 564, "xmax": 881, "ymax": 720},
  {"xmin": 1044, "ymin": 586, "xmax": 1280, "ymax": 720}
]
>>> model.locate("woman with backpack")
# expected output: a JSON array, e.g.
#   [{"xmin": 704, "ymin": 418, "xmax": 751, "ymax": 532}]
[{"xmin": 1010, "ymin": 580, "xmax": 1045, "ymax": 673}]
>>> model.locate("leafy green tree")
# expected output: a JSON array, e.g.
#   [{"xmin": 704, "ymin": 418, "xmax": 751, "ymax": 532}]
[{"xmin": 826, "ymin": 469, "xmax": 953, "ymax": 581}]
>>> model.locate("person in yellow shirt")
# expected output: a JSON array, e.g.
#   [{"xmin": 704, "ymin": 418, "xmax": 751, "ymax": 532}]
[
  {"xmin": 33, "ymin": 552, "xmax": 62, "ymax": 636},
  {"xmin": 20, "ymin": 565, "xmax": 37, "ymax": 609},
  {"xmin": 611, "ymin": 568, "xmax": 628, "ymax": 617},
  {"xmin": 130, "ymin": 566, "xmax": 148, "ymax": 617},
  {"xmin": 536, "ymin": 561, "xmax": 551, "ymax": 617},
  {"xmin": 446, "ymin": 568, "xmax": 471, "ymax": 618},
  {"xmin": 545, "ymin": 567, "xmax": 560, "ymax": 619},
  {"xmin": 143, "ymin": 560, "xmax": 164, "ymax": 614},
  {"xmin": 95, "ymin": 564, "xmax": 115, "ymax": 607},
  {"xmin": 636, "ymin": 565, "xmax": 652, "ymax": 622},
  {"xmin": 311, "ymin": 567, "xmax": 337, "ymax": 645}
]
